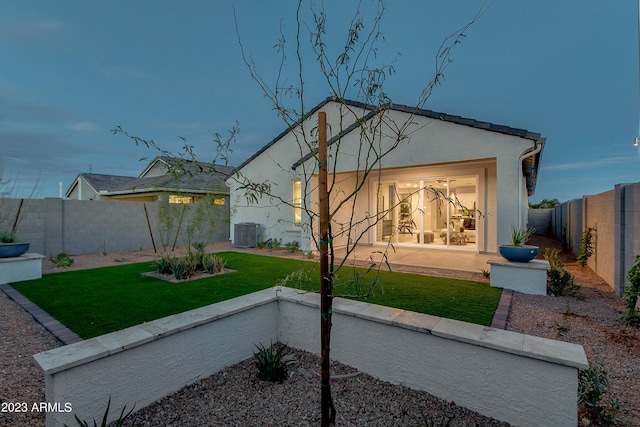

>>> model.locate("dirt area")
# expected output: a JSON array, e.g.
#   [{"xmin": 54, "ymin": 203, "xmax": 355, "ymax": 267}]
[{"xmin": 509, "ymin": 235, "xmax": 640, "ymax": 426}]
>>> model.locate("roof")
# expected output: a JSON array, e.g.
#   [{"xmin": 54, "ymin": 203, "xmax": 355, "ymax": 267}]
[
  {"xmin": 107, "ymin": 156, "xmax": 234, "ymax": 196},
  {"xmin": 238, "ymin": 97, "xmax": 545, "ymax": 194},
  {"xmin": 65, "ymin": 173, "xmax": 137, "ymax": 197},
  {"xmin": 66, "ymin": 156, "xmax": 235, "ymax": 198}
]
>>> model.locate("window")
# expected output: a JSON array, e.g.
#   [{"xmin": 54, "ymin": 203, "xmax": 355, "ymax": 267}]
[
  {"xmin": 169, "ymin": 195, "xmax": 193, "ymax": 204},
  {"xmin": 213, "ymin": 197, "xmax": 225, "ymax": 205},
  {"xmin": 292, "ymin": 179, "xmax": 302, "ymax": 226}
]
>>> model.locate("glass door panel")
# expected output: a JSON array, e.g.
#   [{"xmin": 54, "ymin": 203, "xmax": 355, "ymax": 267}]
[{"xmin": 376, "ymin": 175, "xmax": 477, "ymax": 249}]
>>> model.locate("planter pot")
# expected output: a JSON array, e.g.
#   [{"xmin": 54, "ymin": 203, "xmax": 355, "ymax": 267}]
[
  {"xmin": 499, "ymin": 245, "xmax": 539, "ymax": 262},
  {"xmin": 0, "ymin": 242, "xmax": 30, "ymax": 258}
]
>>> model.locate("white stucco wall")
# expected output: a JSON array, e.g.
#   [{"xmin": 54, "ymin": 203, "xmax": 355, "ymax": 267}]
[{"xmin": 229, "ymin": 100, "xmax": 538, "ymax": 254}]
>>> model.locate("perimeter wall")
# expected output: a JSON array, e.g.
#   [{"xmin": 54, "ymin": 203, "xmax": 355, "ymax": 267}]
[
  {"xmin": 1, "ymin": 198, "xmax": 230, "ymax": 256},
  {"xmin": 529, "ymin": 182, "xmax": 640, "ymax": 296}
]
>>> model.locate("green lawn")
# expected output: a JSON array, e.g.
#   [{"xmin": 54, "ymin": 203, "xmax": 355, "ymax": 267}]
[{"xmin": 12, "ymin": 252, "xmax": 502, "ymax": 339}]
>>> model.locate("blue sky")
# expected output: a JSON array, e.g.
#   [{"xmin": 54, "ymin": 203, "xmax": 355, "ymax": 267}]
[{"xmin": 1, "ymin": 0, "xmax": 639, "ymax": 202}]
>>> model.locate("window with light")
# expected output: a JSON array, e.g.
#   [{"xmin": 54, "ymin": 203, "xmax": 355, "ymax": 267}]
[{"xmin": 293, "ymin": 180, "xmax": 302, "ymax": 226}]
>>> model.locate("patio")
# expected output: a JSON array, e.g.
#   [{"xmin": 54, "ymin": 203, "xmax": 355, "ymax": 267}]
[{"xmin": 332, "ymin": 244, "xmax": 494, "ymax": 274}]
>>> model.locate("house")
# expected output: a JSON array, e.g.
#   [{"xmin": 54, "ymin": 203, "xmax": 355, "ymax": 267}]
[
  {"xmin": 66, "ymin": 156, "xmax": 234, "ymax": 204},
  {"xmin": 228, "ymin": 97, "xmax": 545, "ymax": 254}
]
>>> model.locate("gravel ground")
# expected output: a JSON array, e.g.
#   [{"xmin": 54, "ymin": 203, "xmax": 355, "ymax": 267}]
[{"xmin": 1, "ymin": 236, "xmax": 637, "ymax": 426}]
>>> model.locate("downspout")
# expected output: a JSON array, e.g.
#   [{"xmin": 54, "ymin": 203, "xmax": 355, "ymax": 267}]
[{"xmin": 517, "ymin": 138, "xmax": 543, "ymax": 229}]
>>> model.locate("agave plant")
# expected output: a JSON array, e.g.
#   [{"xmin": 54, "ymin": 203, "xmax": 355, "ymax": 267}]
[{"xmin": 508, "ymin": 225, "xmax": 535, "ymax": 246}]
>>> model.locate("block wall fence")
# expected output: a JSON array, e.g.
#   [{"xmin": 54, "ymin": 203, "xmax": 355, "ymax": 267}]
[
  {"xmin": 2, "ymin": 198, "xmax": 230, "ymax": 256},
  {"xmin": 528, "ymin": 182, "xmax": 640, "ymax": 296}
]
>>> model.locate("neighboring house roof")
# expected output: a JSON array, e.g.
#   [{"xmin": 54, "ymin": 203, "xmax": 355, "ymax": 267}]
[
  {"xmin": 105, "ymin": 156, "xmax": 235, "ymax": 196},
  {"xmin": 66, "ymin": 156, "xmax": 235, "ymax": 198},
  {"xmin": 237, "ymin": 97, "xmax": 545, "ymax": 195},
  {"xmin": 65, "ymin": 173, "xmax": 137, "ymax": 198}
]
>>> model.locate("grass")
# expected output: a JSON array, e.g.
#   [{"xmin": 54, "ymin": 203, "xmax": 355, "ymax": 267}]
[{"xmin": 12, "ymin": 252, "xmax": 502, "ymax": 339}]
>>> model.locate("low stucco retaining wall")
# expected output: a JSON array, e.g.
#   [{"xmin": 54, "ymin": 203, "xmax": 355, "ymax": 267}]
[{"xmin": 34, "ymin": 287, "xmax": 588, "ymax": 427}]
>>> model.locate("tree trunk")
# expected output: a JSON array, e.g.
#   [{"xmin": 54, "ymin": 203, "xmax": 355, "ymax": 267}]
[{"xmin": 318, "ymin": 111, "xmax": 336, "ymax": 426}]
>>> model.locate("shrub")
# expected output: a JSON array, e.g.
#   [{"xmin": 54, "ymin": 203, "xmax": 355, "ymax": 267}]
[
  {"xmin": 202, "ymin": 254, "xmax": 226, "ymax": 274},
  {"xmin": 50, "ymin": 252, "xmax": 74, "ymax": 268},
  {"xmin": 254, "ymin": 342, "xmax": 294, "ymax": 383},
  {"xmin": 622, "ymin": 254, "xmax": 640, "ymax": 324},
  {"xmin": 155, "ymin": 255, "xmax": 173, "ymax": 275},
  {"xmin": 263, "ymin": 237, "xmax": 282, "ymax": 250},
  {"xmin": 544, "ymin": 248, "xmax": 580, "ymax": 296},
  {"xmin": 547, "ymin": 268, "xmax": 580, "ymax": 296},
  {"xmin": 164, "ymin": 254, "xmax": 197, "ymax": 280},
  {"xmin": 285, "ymin": 240, "xmax": 300, "ymax": 252},
  {"xmin": 543, "ymin": 248, "xmax": 563, "ymax": 271},
  {"xmin": 578, "ymin": 362, "xmax": 621, "ymax": 424},
  {"xmin": 191, "ymin": 242, "xmax": 206, "ymax": 269}
]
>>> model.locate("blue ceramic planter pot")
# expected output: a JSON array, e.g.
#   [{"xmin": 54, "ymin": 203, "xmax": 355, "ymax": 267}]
[
  {"xmin": 499, "ymin": 245, "xmax": 538, "ymax": 262},
  {"xmin": 0, "ymin": 242, "xmax": 30, "ymax": 258}
]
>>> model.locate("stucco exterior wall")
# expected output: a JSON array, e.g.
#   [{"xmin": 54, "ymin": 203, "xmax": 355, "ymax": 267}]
[
  {"xmin": 229, "ymin": 100, "xmax": 537, "ymax": 255},
  {"xmin": 66, "ymin": 178, "xmax": 100, "ymax": 200}
]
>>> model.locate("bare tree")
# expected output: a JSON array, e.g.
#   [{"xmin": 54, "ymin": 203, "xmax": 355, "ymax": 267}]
[
  {"xmin": 232, "ymin": 3, "xmax": 485, "ymax": 425},
  {"xmin": 115, "ymin": 2, "xmax": 485, "ymax": 425}
]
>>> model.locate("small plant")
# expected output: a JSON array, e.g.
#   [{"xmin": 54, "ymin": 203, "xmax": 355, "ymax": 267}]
[
  {"xmin": 272, "ymin": 237, "xmax": 282, "ymax": 250},
  {"xmin": 100, "ymin": 239, "xmax": 108, "ymax": 256},
  {"xmin": 263, "ymin": 238, "xmax": 283, "ymax": 251},
  {"xmin": 256, "ymin": 240, "xmax": 267, "ymax": 249},
  {"xmin": 65, "ymin": 396, "xmax": 137, "ymax": 427},
  {"xmin": 50, "ymin": 252, "xmax": 74, "ymax": 268},
  {"xmin": 285, "ymin": 240, "xmax": 300, "ymax": 252},
  {"xmin": 0, "ymin": 230, "xmax": 16, "ymax": 243},
  {"xmin": 202, "ymin": 253, "xmax": 226, "ymax": 274},
  {"xmin": 168, "ymin": 255, "xmax": 197, "ymax": 280},
  {"xmin": 508, "ymin": 225, "xmax": 534, "ymax": 246},
  {"xmin": 480, "ymin": 268, "xmax": 490, "ymax": 279},
  {"xmin": 305, "ymin": 250, "xmax": 315, "ymax": 259},
  {"xmin": 191, "ymin": 242, "xmax": 206, "ymax": 267},
  {"xmin": 543, "ymin": 247, "xmax": 563, "ymax": 271},
  {"xmin": 547, "ymin": 267, "xmax": 580, "ymax": 297},
  {"xmin": 415, "ymin": 412, "xmax": 454, "ymax": 427},
  {"xmin": 155, "ymin": 255, "xmax": 173, "ymax": 275},
  {"xmin": 577, "ymin": 227, "xmax": 595, "ymax": 268},
  {"xmin": 253, "ymin": 342, "xmax": 295, "ymax": 383},
  {"xmin": 555, "ymin": 302, "xmax": 572, "ymax": 337},
  {"xmin": 544, "ymin": 248, "xmax": 580, "ymax": 296},
  {"xmin": 578, "ymin": 362, "xmax": 621, "ymax": 424},
  {"xmin": 621, "ymin": 254, "xmax": 640, "ymax": 324}
]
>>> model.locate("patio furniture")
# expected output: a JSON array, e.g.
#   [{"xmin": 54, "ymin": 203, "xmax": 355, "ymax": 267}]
[{"xmin": 417, "ymin": 232, "xmax": 435, "ymax": 243}]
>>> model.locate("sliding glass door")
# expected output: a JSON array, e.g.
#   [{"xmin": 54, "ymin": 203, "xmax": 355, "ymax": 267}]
[{"xmin": 376, "ymin": 175, "xmax": 477, "ymax": 249}]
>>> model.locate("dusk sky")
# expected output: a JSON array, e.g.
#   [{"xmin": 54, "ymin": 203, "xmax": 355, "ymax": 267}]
[{"xmin": 1, "ymin": 0, "xmax": 639, "ymax": 202}]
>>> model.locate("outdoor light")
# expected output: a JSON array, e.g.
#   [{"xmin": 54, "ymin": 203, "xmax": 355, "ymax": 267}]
[{"xmin": 635, "ymin": 137, "xmax": 639, "ymax": 147}]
